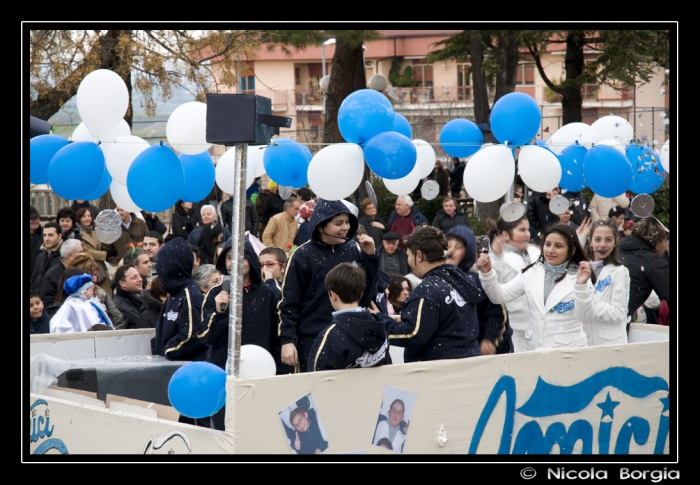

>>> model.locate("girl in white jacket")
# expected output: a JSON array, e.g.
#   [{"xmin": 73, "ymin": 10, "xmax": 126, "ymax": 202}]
[
  {"xmin": 574, "ymin": 220, "xmax": 630, "ymax": 346},
  {"xmin": 476, "ymin": 224, "xmax": 590, "ymax": 350}
]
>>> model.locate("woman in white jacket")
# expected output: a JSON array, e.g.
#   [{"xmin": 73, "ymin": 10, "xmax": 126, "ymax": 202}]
[
  {"xmin": 486, "ymin": 215, "xmax": 541, "ymax": 352},
  {"xmin": 476, "ymin": 224, "xmax": 590, "ymax": 350},
  {"xmin": 575, "ymin": 220, "xmax": 630, "ymax": 345}
]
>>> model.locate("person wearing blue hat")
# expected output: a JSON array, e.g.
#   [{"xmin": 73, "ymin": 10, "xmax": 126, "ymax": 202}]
[{"xmin": 49, "ymin": 274, "xmax": 113, "ymax": 333}]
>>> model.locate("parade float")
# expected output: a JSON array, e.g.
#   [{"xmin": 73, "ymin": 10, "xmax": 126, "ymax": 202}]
[{"xmin": 27, "ymin": 70, "xmax": 673, "ymax": 456}]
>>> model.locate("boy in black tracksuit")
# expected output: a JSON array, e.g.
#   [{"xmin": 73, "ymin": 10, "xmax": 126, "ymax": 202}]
[{"xmin": 308, "ymin": 263, "xmax": 393, "ymax": 372}]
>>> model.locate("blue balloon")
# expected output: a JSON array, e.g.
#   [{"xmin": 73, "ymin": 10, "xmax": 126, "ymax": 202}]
[
  {"xmin": 263, "ymin": 138, "xmax": 312, "ymax": 188},
  {"xmin": 179, "ymin": 151, "xmax": 216, "ymax": 203},
  {"xmin": 393, "ymin": 113, "xmax": 412, "ymax": 139},
  {"xmin": 338, "ymin": 89, "xmax": 395, "ymax": 145},
  {"xmin": 584, "ymin": 145, "xmax": 633, "ymax": 198},
  {"xmin": 30, "ymin": 135, "xmax": 70, "ymax": 184},
  {"xmin": 364, "ymin": 131, "xmax": 417, "ymax": 180},
  {"xmin": 168, "ymin": 362, "xmax": 226, "ymax": 419},
  {"xmin": 535, "ymin": 139, "xmax": 547, "ymax": 146},
  {"xmin": 490, "ymin": 92, "xmax": 542, "ymax": 146},
  {"xmin": 558, "ymin": 144, "xmax": 588, "ymax": 192},
  {"xmin": 127, "ymin": 144, "xmax": 184, "ymax": 212},
  {"xmin": 47, "ymin": 142, "xmax": 105, "ymax": 200},
  {"xmin": 625, "ymin": 143, "xmax": 666, "ymax": 195},
  {"xmin": 439, "ymin": 119, "xmax": 483, "ymax": 158},
  {"xmin": 83, "ymin": 166, "xmax": 112, "ymax": 201}
]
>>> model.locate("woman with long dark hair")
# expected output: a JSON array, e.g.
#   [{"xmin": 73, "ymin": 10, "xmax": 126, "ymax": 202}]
[
  {"xmin": 171, "ymin": 200, "xmax": 201, "ymax": 240},
  {"xmin": 196, "ymin": 224, "xmax": 224, "ymax": 266},
  {"xmin": 386, "ymin": 274, "xmax": 412, "ymax": 316},
  {"xmin": 476, "ymin": 224, "xmax": 590, "ymax": 350}
]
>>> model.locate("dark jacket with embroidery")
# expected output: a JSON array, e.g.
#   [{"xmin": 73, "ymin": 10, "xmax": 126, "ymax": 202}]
[
  {"xmin": 153, "ymin": 237, "xmax": 206, "ymax": 361},
  {"xmin": 197, "ymin": 238, "xmax": 280, "ymax": 370},
  {"xmin": 446, "ymin": 225, "xmax": 513, "ymax": 354},
  {"xmin": 387, "ymin": 261, "xmax": 483, "ymax": 363},
  {"xmin": 309, "ymin": 309, "xmax": 393, "ymax": 372},
  {"xmin": 30, "ymin": 313, "xmax": 51, "ymax": 334},
  {"xmin": 278, "ymin": 199, "xmax": 380, "ymax": 345}
]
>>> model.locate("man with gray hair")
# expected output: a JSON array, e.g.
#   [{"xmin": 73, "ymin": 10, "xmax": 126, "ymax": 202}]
[
  {"xmin": 187, "ymin": 204, "xmax": 232, "ymax": 245},
  {"xmin": 39, "ymin": 238, "xmax": 84, "ymax": 305},
  {"xmin": 263, "ymin": 197, "xmax": 301, "ymax": 255},
  {"xmin": 387, "ymin": 195, "xmax": 429, "ymax": 250}
]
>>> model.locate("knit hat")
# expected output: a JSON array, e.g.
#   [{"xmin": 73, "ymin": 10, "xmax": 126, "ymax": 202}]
[
  {"xmin": 64, "ymin": 274, "xmax": 94, "ymax": 296},
  {"xmin": 268, "ymin": 180, "xmax": 279, "ymax": 190},
  {"xmin": 299, "ymin": 200, "xmax": 316, "ymax": 220}
]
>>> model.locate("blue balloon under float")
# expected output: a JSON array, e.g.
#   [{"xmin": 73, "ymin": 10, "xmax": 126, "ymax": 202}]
[
  {"xmin": 30, "ymin": 134, "xmax": 70, "ymax": 184},
  {"xmin": 168, "ymin": 362, "xmax": 226, "ymax": 419},
  {"xmin": 47, "ymin": 141, "xmax": 106, "ymax": 200},
  {"xmin": 364, "ymin": 131, "xmax": 417, "ymax": 180},
  {"xmin": 557, "ymin": 143, "xmax": 588, "ymax": 192},
  {"xmin": 490, "ymin": 92, "xmax": 542, "ymax": 147},
  {"xmin": 127, "ymin": 143, "xmax": 185, "ymax": 213},
  {"xmin": 263, "ymin": 138, "xmax": 312, "ymax": 188},
  {"xmin": 338, "ymin": 89, "xmax": 395, "ymax": 145},
  {"xmin": 439, "ymin": 119, "xmax": 483, "ymax": 158},
  {"xmin": 179, "ymin": 151, "xmax": 216, "ymax": 203},
  {"xmin": 584, "ymin": 145, "xmax": 633, "ymax": 198}
]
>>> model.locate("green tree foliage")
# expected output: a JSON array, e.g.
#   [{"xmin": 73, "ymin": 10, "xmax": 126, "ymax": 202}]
[{"xmin": 388, "ymin": 58, "xmax": 415, "ymax": 87}]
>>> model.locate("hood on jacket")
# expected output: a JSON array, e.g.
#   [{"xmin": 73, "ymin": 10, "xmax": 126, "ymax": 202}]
[
  {"xmin": 426, "ymin": 263, "xmax": 482, "ymax": 305},
  {"xmin": 333, "ymin": 310, "xmax": 390, "ymax": 354},
  {"xmin": 155, "ymin": 237, "xmax": 195, "ymax": 295},
  {"xmin": 618, "ymin": 234, "xmax": 654, "ymax": 254},
  {"xmin": 139, "ymin": 288, "xmax": 164, "ymax": 312},
  {"xmin": 445, "ymin": 225, "xmax": 477, "ymax": 272},
  {"xmin": 308, "ymin": 199, "xmax": 359, "ymax": 243},
  {"xmin": 216, "ymin": 237, "xmax": 262, "ymax": 286}
]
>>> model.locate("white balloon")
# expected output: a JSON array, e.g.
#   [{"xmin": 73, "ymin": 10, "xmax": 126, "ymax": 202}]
[
  {"xmin": 412, "ymin": 139, "xmax": 437, "ymax": 179},
  {"xmin": 72, "ymin": 120, "xmax": 131, "ymax": 143},
  {"xmin": 101, "ymin": 135, "xmax": 151, "ymax": 185},
  {"xmin": 368, "ymin": 73, "xmax": 388, "ymax": 92},
  {"xmin": 463, "ymin": 145, "xmax": 515, "ymax": 203},
  {"xmin": 596, "ymin": 138, "xmax": 626, "ymax": 153},
  {"xmin": 518, "ymin": 145, "xmax": 562, "ymax": 193},
  {"xmin": 166, "ymin": 101, "xmax": 212, "ymax": 155},
  {"xmin": 247, "ymin": 145, "xmax": 268, "ymax": 178},
  {"xmin": 659, "ymin": 139, "xmax": 670, "ymax": 173},
  {"xmin": 109, "ymin": 180, "xmax": 141, "ymax": 213},
  {"xmin": 578, "ymin": 116, "xmax": 633, "ymax": 148},
  {"xmin": 545, "ymin": 122, "xmax": 590, "ymax": 155},
  {"xmin": 215, "ymin": 147, "xmax": 255, "ymax": 195},
  {"xmin": 320, "ymin": 75, "xmax": 330, "ymax": 93},
  {"xmin": 239, "ymin": 345, "xmax": 276, "ymax": 379},
  {"xmin": 307, "ymin": 144, "xmax": 365, "ymax": 201},
  {"xmin": 76, "ymin": 69, "xmax": 130, "ymax": 141},
  {"xmin": 383, "ymin": 159, "xmax": 421, "ymax": 196}
]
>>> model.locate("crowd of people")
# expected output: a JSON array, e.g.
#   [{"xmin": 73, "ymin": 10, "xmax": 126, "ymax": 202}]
[{"xmin": 28, "ymin": 154, "xmax": 670, "ymax": 427}]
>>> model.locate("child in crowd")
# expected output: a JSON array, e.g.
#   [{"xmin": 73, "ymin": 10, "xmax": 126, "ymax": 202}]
[
  {"xmin": 197, "ymin": 238, "xmax": 280, "ymax": 429},
  {"xmin": 308, "ymin": 263, "xmax": 393, "ymax": 372},
  {"xmin": 259, "ymin": 247, "xmax": 288, "ymax": 299},
  {"xmin": 29, "ymin": 292, "xmax": 50, "ymax": 334},
  {"xmin": 50, "ymin": 274, "xmax": 113, "ymax": 333}
]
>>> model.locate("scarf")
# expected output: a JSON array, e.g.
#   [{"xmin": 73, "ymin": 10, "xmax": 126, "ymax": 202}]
[{"xmin": 543, "ymin": 260, "xmax": 569, "ymax": 303}]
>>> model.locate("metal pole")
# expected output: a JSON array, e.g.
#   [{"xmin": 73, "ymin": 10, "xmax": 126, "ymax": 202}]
[{"xmin": 227, "ymin": 143, "xmax": 247, "ymax": 377}]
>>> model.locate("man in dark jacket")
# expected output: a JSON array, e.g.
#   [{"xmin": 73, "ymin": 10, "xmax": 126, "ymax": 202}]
[
  {"xmin": 448, "ymin": 157, "xmax": 466, "ymax": 196},
  {"xmin": 387, "ymin": 225, "xmax": 483, "ymax": 362},
  {"xmin": 278, "ymin": 199, "xmax": 380, "ymax": 373},
  {"xmin": 29, "ymin": 206, "xmax": 43, "ymax": 280},
  {"xmin": 308, "ymin": 262, "xmax": 392, "ymax": 372},
  {"xmin": 29, "ymin": 221, "xmax": 63, "ymax": 295},
  {"xmin": 432, "ymin": 196, "xmax": 471, "ymax": 234},
  {"xmin": 112, "ymin": 264, "xmax": 144, "ymax": 329},
  {"xmin": 153, "ymin": 237, "xmax": 207, "ymax": 361},
  {"xmin": 378, "ymin": 232, "xmax": 409, "ymax": 276},
  {"xmin": 38, "ymin": 238, "xmax": 84, "ymax": 306},
  {"xmin": 221, "ymin": 197, "xmax": 259, "ymax": 237},
  {"xmin": 526, "ymin": 189, "xmax": 560, "ymax": 244},
  {"xmin": 262, "ymin": 181, "xmax": 286, "ymax": 226},
  {"xmin": 386, "ymin": 195, "xmax": 429, "ymax": 250}
]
